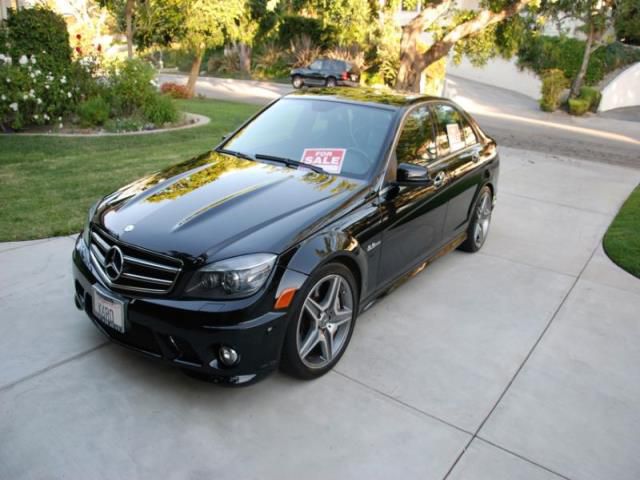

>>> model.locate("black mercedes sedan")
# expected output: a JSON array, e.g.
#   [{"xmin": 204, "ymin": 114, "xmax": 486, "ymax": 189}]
[{"xmin": 72, "ymin": 88, "xmax": 499, "ymax": 385}]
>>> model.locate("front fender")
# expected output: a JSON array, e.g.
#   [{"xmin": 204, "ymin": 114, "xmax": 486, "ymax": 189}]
[{"xmin": 284, "ymin": 231, "xmax": 369, "ymax": 300}]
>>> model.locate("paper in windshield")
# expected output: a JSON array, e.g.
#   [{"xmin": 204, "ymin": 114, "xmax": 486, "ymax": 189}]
[{"xmin": 301, "ymin": 148, "xmax": 346, "ymax": 174}]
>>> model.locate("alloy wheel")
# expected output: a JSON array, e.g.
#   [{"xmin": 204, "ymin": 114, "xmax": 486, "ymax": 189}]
[
  {"xmin": 296, "ymin": 274, "xmax": 354, "ymax": 369},
  {"xmin": 473, "ymin": 191, "xmax": 492, "ymax": 248}
]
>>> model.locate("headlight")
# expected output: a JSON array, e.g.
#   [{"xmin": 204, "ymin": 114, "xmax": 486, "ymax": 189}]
[
  {"xmin": 184, "ymin": 253, "xmax": 277, "ymax": 299},
  {"xmin": 82, "ymin": 201, "xmax": 99, "ymax": 246}
]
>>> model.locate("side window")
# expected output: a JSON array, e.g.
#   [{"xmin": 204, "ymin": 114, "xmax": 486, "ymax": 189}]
[
  {"xmin": 433, "ymin": 104, "xmax": 476, "ymax": 155},
  {"xmin": 309, "ymin": 60, "xmax": 323, "ymax": 70},
  {"xmin": 395, "ymin": 106, "xmax": 437, "ymax": 167}
]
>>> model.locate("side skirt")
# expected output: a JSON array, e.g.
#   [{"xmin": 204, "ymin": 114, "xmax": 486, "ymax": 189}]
[{"xmin": 360, "ymin": 232, "xmax": 467, "ymax": 313}]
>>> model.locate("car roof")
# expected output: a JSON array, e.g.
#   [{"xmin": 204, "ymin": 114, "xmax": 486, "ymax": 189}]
[{"xmin": 285, "ymin": 87, "xmax": 441, "ymax": 110}]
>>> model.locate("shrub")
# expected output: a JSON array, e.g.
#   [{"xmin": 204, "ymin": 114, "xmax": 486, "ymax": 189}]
[
  {"xmin": 579, "ymin": 86, "xmax": 601, "ymax": 112},
  {"xmin": 105, "ymin": 58, "xmax": 156, "ymax": 116},
  {"xmin": 615, "ymin": 2, "xmax": 640, "ymax": 46},
  {"xmin": 519, "ymin": 36, "xmax": 640, "ymax": 86},
  {"xmin": 143, "ymin": 94, "xmax": 178, "ymax": 126},
  {"xmin": 77, "ymin": 96, "xmax": 109, "ymax": 127},
  {"xmin": 568, "ymin": 98, "xmax": 590, "ymax": 116},
  {"xmin": 325, "ymin": 45, "xmax": 365, "ymax": 71},
  {"xmin": 540, "ymin": 69, "xmax": 569, "ymax": 112},
  {"xmin": 253, "ymin": 41, "xmax": 291, "ymax": 79},
  {"xmin": 290, "ymin": 35, "xmax": 321, "ymax": 68},
  {"xmin": 5, "ymin": 6, "xmax": 72, "ymax": 74},
  {"xmin": 160, "ymin": 82, "xmax": 190, "ymax": 99}
]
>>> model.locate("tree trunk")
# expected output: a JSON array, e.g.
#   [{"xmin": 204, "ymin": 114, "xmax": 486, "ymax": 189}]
[
  {"xmin": 186, "ymin": 52, "xmax": 203, "ymax": 98},
  {"xmin": 238, "ymin": 43, "xmax": 252, "ymax": 76},
  {"xmin": 125, "ymin": 0, "xmax": 134, "ymax": 59},
  {"xmin": 570, "ymin": 22, "xmax": 595, "ymax": 98},
  {"xmin": 397, "ymin": 0, "xmax": 535, "ymax": 92},
  {"xmin": 396, "ymin": 0, "xmax": 452, "ymax": 92}
]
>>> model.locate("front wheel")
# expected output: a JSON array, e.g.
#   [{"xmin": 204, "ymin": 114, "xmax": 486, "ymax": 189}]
[
  {"xmin": 459, "ymin": 186, "xmax": 493, "ymax": 252},
  {"xmin": 291, "ymin": 75, "xmax": 303, "ymax": 89},
  {"xmin": 281, "ymin": 263, "xmax": 358, "ymax": 379}
]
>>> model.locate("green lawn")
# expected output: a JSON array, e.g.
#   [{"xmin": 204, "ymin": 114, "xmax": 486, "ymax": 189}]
[
  {"xmin": 0, "ymin": 99, "xmax": 259, "ymax": 241},
  {"xmin": 604, "ymin": 185, "xmax": 640, "ymax": 278}
]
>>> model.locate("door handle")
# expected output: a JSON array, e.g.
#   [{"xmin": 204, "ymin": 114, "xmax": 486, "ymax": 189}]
[{"xmin": 433, "ymin": 171, "xmax": 445, "ymax": 188}]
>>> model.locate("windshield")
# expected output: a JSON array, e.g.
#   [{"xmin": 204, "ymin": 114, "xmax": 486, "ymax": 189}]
[{"xmin": 223, "ymin": 98, "xmax": 395, "ymax": 179}]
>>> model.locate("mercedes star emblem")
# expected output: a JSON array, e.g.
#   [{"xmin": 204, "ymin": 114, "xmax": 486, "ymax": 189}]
[{"xmin": 104, "ymin": 246, "xmax": 125, "ymax": 281}]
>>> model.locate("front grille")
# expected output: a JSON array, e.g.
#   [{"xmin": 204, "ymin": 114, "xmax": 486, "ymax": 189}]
[{"xmin": 89, "ymin": 226, "xmax": 182, "ymax": 295}]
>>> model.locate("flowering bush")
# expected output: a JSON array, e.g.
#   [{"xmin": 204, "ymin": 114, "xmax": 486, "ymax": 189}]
[
  {"xmin": 0, "ymin": 53, "xmax": 77, "ymax": 130},
  {"xmin": 160, "ymin": 82, "xmax": 190, "ymax": 99},
  {"xmin": 105, "ymin": 58, "xmax": 158, "ymax": 116}
]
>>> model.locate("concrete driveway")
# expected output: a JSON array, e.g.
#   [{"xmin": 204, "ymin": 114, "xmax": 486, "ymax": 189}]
[{"xmin": 1, "ymin": 146, "xmax": 639, "ymax": 480}]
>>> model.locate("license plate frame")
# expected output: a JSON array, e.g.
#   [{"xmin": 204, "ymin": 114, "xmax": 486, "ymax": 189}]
[{"xmin": 92, "ymin": 285, "xmax": 126, "ymax": 333}]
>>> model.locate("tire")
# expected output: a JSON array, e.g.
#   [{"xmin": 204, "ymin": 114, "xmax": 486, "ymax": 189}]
[
  {"xmin": 325, "ymin": 77, "xmax": 337, "ymax": 87},
  {"xmin": 292, "ymin": 75, "xmax": 303, "ymax": 89},
  {"xmin": 459, "ymin": 185, "xmax": 493, "ymax": 253},
  {"xmin": 281, "ymin": 263, "xmax": 358, "ymax": 380}
]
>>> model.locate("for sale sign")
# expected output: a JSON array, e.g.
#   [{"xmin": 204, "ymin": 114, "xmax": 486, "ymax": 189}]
[{"xmin": 300, "ymin": 148, "xmax": 346, "ymax": 174}]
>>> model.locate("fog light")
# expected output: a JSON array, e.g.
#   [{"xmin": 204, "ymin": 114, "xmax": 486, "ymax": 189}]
[{"xmin": 219, "ymin": 346, "xmax": 239, "ymax": 366}]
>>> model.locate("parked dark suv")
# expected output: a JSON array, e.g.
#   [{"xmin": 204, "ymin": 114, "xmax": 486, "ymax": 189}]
[{"xmin": 290, "ymin": 59, "xmax": 359, "ymax": 88}]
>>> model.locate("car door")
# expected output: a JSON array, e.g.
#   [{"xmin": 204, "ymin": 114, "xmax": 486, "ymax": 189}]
[
  {"xmin": 377, "ymin": 105, "xmax": 450, "ymax": 284},
  {"xmin": 306, "ymin": 60, "xmax": 326, "ymax": 85},
  {"xmin": 431, "ymin": 103, "xmax": 485, "ymax": 238}
]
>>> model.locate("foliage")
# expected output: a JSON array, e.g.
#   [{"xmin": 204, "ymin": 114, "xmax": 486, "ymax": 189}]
[
  {"xmin": 4, "ymin": 6, "xmax": 72, "ymax": 74},
  {"xmin": 160, "ymin": 82, "xmax": 190, "ymax": 99},
  {"xmin": 578, "ymin": 86, "xmax": 601, "ymax": 111},
  {"xmin": 366, "ymin": 11, "xmax": 400, "ymax": 86},
  {"xmin": 253, "ymin": 41, "xmax": 291, "ymax": 79},
  {"xmin": 0, "ymin": 52, "xmax": 78, "ymax": 130},
  {"xmin": 104, "ymin": 58, "xmax": 157, "ymax": 116},
  {"xmin": 278, "ymin": 15, "xmax": 330, "ymax": 48},
  {"xmin": 0, "ymin": 99, "xmax": 259, "ymax": 240},
  {"xmin": 77, "ymin": 96, "xmax": 110, "ymax": 126},
  {"xmin": 290, "ymin": 35, "xmax": 322, "ymax": 67},
  {"xmin": 539, "ymin": 68, "xmax": 569, "ymax": 112},
  {"xmin": 309, "ymin": 0, "xmax": 372, "ymax": 47},
  {"xmin": 567, "ymin": 97, "xmax": 590, "ymax": 116},
  {"xmin": 104, "ymin": 115, "xmax": 146, "ymax": 132},
  {"xmin": 604, "ymin": 185, "xmax": 640, "ymax": 278},
  {"xmin": 518, "ymin": 35, "xmax": 640, "ymax": 86},
  {"xmin": 423, "ymin": 57, "xmax": 448, "ymax": 96},
  {"xmin": 615, "ymin": 0, "xmax": 640, "ymax": 45},
  {"xmin": 143, "ymin": 94, "xmax": 179, "ymax": 125}
]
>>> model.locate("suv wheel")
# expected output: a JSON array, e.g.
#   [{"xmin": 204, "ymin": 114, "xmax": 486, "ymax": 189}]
[
  {"xmin": 291, "ymin": 75, "xmax": 303, "ymax": 89},
  {"xmin": 325, "ymin": 77, "xmax": 337, "ymax": 87}
]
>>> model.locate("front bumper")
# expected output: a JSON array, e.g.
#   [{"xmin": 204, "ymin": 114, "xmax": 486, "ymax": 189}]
[{"xmin": 72, "ymin": 239, "xmax": 291, "ymax": 385}]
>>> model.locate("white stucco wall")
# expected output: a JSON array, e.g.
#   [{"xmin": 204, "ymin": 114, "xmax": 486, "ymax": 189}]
[
  {"xmin": 598, "ymin": 63, "xmax": 640, "ymax": 112},
  {"xmin": 446, "ymin": 56, "xmax": 541, "ymax": 99}
]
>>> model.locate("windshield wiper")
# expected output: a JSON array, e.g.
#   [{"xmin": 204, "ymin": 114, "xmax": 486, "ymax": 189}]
[
  {"xmin": 255, "ymin": 153, "xmax": 327, "ymax": 174},
  {"xmin": 215, "ymin": 147, "xmax": 255, "ymax": 162}
]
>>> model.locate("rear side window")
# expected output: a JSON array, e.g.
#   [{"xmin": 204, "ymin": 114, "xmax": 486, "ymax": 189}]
[
  {"xmin": 310, "ymin": 60, "xmax": 323, "ymax": 70},
  {"xmin": 433, "ymin": 104, "xmax": 477, "ymax": 156},
  {"xmin": 395, "ymin": 106, "xmax": 437, "ymax": 167}
]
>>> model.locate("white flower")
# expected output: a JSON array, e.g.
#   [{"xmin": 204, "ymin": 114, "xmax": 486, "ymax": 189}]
[
  {"xmin": 59, "ymin": 123, "xmax": 63, "ymax": 129},
  {"xmin": 9, "ymin": 102, "xmax": 18, "ymax": 111},
  {"xmin": 60, "ymin": 76, "xmax": 67, "ymax": 84},
  {"xmin": 58, "ymin": 116, "xmax": 62, "ymax": 121},
  {"xmin": 0, "ymin": 94, "xmax": 5, "ymax": 100},
  {"xmin": 0, "ymin": 53, "xmax": 5, "ymax": 62},
  {"xmin": 45, "ymin": 85, "xmax": 50, "ymax": 89},
  {"xmin": 36, "ymin": 98, "xmax": 42, "ymax": 105},
  {"xmin": 30, "ymin": 56, "xmax": 36, "ymax": 64},
  {"xmin": 43, "ymin": 113, "xmax": 50, "ymax": 120},
  {"xmin": 30, "ymin": 72, "xmax": 35, "ymax": 79},
  {"xmin": 6, "ymin": 78, "xmax": 10, "ymax": 83},
  {"xmin": 67, "ymin": 92, "xmax": 72, "ymax": 98},
  {"xmin": 33, "ymin": 114, "xmax": 39, "ymax": 120},
  {"xmin": 23, "ymin": 94, "xmax": 28, "ymax": 100},
  {"xmin": 29, "ymin": 89, "xmax": 35, "ymax": 98},
  {"xmin": 18, "ymin": 55, "xmax": 28, "ymax": 65},
  {"xmin": 35, "ymin": 69, "xmax": 41, "ymax": 76}
]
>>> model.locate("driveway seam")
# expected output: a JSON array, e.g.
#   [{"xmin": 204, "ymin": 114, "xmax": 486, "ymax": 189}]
[
  {"xmin": 0, "ymin": 342, "xmax": 109, "ymax": 394},
  {"xmin": 476, "ymin": 251, "xmax": 578, "ymax": 279},
  {"xmin": 332, "ymin": 369, "xmax": 474, "ymax": 437},
  {"xmin": 473, "ymin": 437, "xmax": 573, "ymax": 480},
  {"xmin": 441, "ymin": 243, "xmax": 599, "ymax": 480}
]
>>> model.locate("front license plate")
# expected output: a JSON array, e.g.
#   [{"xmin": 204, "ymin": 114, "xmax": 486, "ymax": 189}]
[{"xmin": 92, "ymin": 287, "xmax": 126, "ymax": 333}]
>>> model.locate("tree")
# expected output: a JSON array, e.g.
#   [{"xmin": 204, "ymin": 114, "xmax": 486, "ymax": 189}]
[
  {"xmin": 615, "ymin": 0, "xmax": 640, "ymax": 46},
  {"xmin": 395, "ymin": 0, "xmax": 538, "ymax": 92},
  {"xmin": 98, "ymin": 0, "xmax": 136, "ymax": 58},
  {"xmin": 543, "ymin": 0, "xmax": 615, "ymax": 98}
]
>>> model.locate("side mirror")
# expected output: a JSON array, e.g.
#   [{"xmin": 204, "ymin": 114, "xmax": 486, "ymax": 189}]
[
  {"xmin": 396, "ymin": 162, "xmax": 431, "ymax": 186},
  {"xmin": 221, "ymin": 134, "xmax": 229, "ymax": 141}
]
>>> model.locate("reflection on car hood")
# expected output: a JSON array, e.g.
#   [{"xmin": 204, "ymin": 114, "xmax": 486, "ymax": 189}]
[{"xmin": 95, "ymin": 151, "xmax": 367, "ymax": 262}]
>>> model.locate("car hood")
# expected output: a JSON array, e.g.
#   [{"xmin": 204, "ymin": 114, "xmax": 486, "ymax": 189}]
[{"xmin": 95, "ymin": 151, "xmax": 367, "ymax": 263}]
